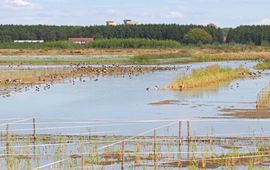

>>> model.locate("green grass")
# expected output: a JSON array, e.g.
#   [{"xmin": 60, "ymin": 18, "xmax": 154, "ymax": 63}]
[
  {"xmin": 2, "ymin": 40, "xmax": 270, "ymax": 51},
  {"xmin": 170, "ymin": 65, "xmax": 249, "ymax": 90},
  {"xmin": 0, "ymin": 55, "xmax": 190, "ymax": 65},
  {"xmin": 0, "ymin": 38, "xmax": 181, "ymax": 49},
  {"xmin": 0, "ymin": 42, "xmax": 270, "ymax": 65},
  {"xmin": 88, "ymin": 38, "xmax": 181, "ymax": 48},
  {"xmin": 0, "ymin": 41, "xmax": 78, "ymax": 49},
  {"xmin": 255, "ymin": 61, "xmax": 270, "ymax": 70}
]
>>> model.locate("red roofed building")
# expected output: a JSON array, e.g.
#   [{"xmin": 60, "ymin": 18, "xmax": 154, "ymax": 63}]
[{"xmin": 68, "ymin": 38, "xmax": 95, "ymax": 44}]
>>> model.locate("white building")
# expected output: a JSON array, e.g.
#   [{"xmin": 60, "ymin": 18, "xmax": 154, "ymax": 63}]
[
  {"xmin": 106, "ymin": 21, "xmax": 118, "ymax": 26},
  {"xmin": 14, "ymin": 40, "xmax": 44, "ymax": 43},
  {"xmin": 123, "ymin": 19, "xmax": 138, "ymax": 25}
]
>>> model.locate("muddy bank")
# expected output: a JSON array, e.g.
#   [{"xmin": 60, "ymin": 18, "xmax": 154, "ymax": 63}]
[
  {"xmin": 221, "ymin": 108, "xmax": 270, "ymax": 119},
  {"xmin": 149, "ymin": 100, "xmax": 179, "ymax": 106}
]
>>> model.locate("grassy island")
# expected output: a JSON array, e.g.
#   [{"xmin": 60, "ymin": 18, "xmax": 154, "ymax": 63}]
[{"xmin": 170, "ymin": 65, "xmax": 249, "ymax": 90}]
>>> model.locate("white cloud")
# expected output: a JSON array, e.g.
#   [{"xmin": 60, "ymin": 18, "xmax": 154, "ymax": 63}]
[
  {"xmin": 1, "ymin": 0, "xmax": 32, "ymax": 9},
  {"xmin": 165, "ymin": 11, "xmax": 185, "ymax": 19},
  {"xmin": 12, "ymin": 0, "xmax": 31, "ymax": 6},
  {"xmin": 259, "ymin": 18, "xmax": 270, "ymax": 25}
]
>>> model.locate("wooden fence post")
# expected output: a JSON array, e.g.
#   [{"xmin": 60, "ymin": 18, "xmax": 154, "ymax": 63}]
[
  {"xmin": 178, "ymin": 121, "xmax": 182, "ymax": 166},
  {"xmin": 33, "ymin": 118, "xmax": 36, "ymax": 141},
  {"xmin": 6, "ymin": 124, "xmax": 10, "ymax": 168},
  {"xmin": 154, "ymin": 128, "xmax": 157, "ymax": 170},
  {"xmin": 121, "ymin": 141, "xmax": 125, "ymax": 170},
  {"xmin": 187, "ymin": 121, "xmax": 191, "ymax": 160}
]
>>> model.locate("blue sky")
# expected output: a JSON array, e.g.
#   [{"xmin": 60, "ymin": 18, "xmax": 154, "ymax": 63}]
[{"xmin": 1, "ymin": 0, "xmax": 270, "ymax": 27}]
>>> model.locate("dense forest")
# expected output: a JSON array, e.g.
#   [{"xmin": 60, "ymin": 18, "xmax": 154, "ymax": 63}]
[
  {"xmin": 0, "ymin": 24, "xmax": 224, "ymax": 44},
  {"xmin": 226, "ymin": 25, "xmax": 270, "ymax": 45},
  {"xmin": 2, "ymin": 24, "xmax": 270, "ymax": 46}
]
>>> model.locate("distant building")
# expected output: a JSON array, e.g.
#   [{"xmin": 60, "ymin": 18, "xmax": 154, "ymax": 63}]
[
  {"xmin": 68, "ymin": 38, "xmax": 95, "ymax": 44},
  {"xmin": 14, "ymin": 40, "xmax": 44, "ymax": 43},
  {"xmin": 123, "ymin": 19, "xmax": 138, "ymax": 25},
  {"xmin": 106, "ymin": 21, "xmax": 118, "ymax": 26}
]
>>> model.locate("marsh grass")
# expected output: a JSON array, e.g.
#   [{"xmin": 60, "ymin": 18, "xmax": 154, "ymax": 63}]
[
  {"xmin": 3, "ymin": 134, "xmax": 270, "ymax": 169},
  {"xmin": 3, "ymin": 120, "xmax": 270, "ymax": 169},
  {"xmin": 170, "ymin": 65, "xmax": 249, "ymax": 90},
  {"xmin": 255, "ymin": 60, "xmax": 270, "ymax": 70},
  {"xmin": 0, "ymin": 55, "xmax": 189, "ymax": 65},
  {"xmin": 256, "ymin": 83, "xmax": 270, "ymax": 109},
  {"xmin": 2, "ymin": 45, "xmax": 270, "ymax": 65},
  {"xmin": 0, "ymin": 45, "xmax": 191, "ymax": 65}
]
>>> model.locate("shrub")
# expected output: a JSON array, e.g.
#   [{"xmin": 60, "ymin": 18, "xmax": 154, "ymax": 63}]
[{"xmin": 184, "ymin": 28, "xmax": 213, "ymax": 44}]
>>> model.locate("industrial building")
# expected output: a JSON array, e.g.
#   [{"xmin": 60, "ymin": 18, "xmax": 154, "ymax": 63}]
[
  {"xmin": 123, "ymin": 19, "xmax": 138, "ymax": 25},
  {"xmin": 106, "ymin": 19, "xmax": 138, "ymax": 26},
  {"xmin": 106, "ymin": 21, "xmax": 118, "ymax": 26}
]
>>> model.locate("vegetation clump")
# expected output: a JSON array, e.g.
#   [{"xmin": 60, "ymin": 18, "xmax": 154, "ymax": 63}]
[
  {"xmin": 170, "ymin": 65, "xmax": 249, "ymax": 90},
  {"xmin": 88, "ymin": 38, "xmax": 181, "ymax": 48},
  {"xmin": 255, "ymin": 60, "xmax": 270, "ymax": 70},
  {"xmin": 256, "ymin": 83, "xmax": 270, "ymax": 109},
  {"xmin": 0, "ymin": 38, "xmax": 181, "ymax": 49},
  {"xmin": 184, "ymin": 28, "xmax": 213, "ymax": 44}
]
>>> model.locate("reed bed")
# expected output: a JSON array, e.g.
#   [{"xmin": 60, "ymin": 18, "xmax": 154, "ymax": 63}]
[
  {"xmin": 256, "ymin": 83, "xmax": 270, "ymax": 109},
  {"xmin": 170, "ymin": 65, "xmax": 250, "ymax": 90}
]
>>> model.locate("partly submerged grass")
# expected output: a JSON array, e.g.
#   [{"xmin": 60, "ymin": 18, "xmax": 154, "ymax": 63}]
[
  {"xmin": 256, "ymin": 83, "xmax": 270, "ymax": 109},
  {"xmin": 170, "ymin": 65, "xmax": 249, "ymax": 90},
  {"xmin": 255, "ymin": 61, "xmax": 270, "ymax": 70}
]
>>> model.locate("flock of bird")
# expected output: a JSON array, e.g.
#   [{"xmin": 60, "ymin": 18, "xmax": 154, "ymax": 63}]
[
  {"xmin": 0, "ymin": 63, "xmax": 264, "ymax": 98},
  {"xmin": 0, "ymin": 65, "xmax": 175, "ymax": 98}
]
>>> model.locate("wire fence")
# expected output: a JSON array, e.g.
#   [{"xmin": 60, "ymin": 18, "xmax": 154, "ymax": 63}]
[{"xmin": 0, "ymin": 118, "xmax": 270, "ymax": 169}]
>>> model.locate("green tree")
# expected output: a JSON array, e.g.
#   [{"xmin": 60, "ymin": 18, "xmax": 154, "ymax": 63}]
[
  {"xmin": 0, "ymin": 24, "xmax": 223, "ymax": 44},
  {"xmin": 184, "ymin": 28, "xmax": 213, "ymax": 44}
]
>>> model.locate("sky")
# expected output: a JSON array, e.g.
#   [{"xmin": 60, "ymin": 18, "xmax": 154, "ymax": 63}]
[{"xmin": 0, "ymin": 0, "xmax": 270, "ymax": 27}]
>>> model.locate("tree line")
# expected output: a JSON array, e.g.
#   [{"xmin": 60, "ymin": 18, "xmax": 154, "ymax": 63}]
[
  {"xmin": 0, "ymin": 24, "xmax": 224, "ymax": 44},
  {"xmin": 226, "ymin": 25, "xmax": 270, "ymax": 45},
  {"xmin": 2, "ymin": 24, "xmax": 270, "ymax": 46}
]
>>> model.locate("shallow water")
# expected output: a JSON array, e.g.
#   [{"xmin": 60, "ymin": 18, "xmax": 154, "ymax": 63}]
[
  {"xmin": 1, "ymin": 61, "xmax": 270, "ymax": 169},
  {"xmin": 0, "ymin": 61, "xmax": 269, "ymax": 136}
]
